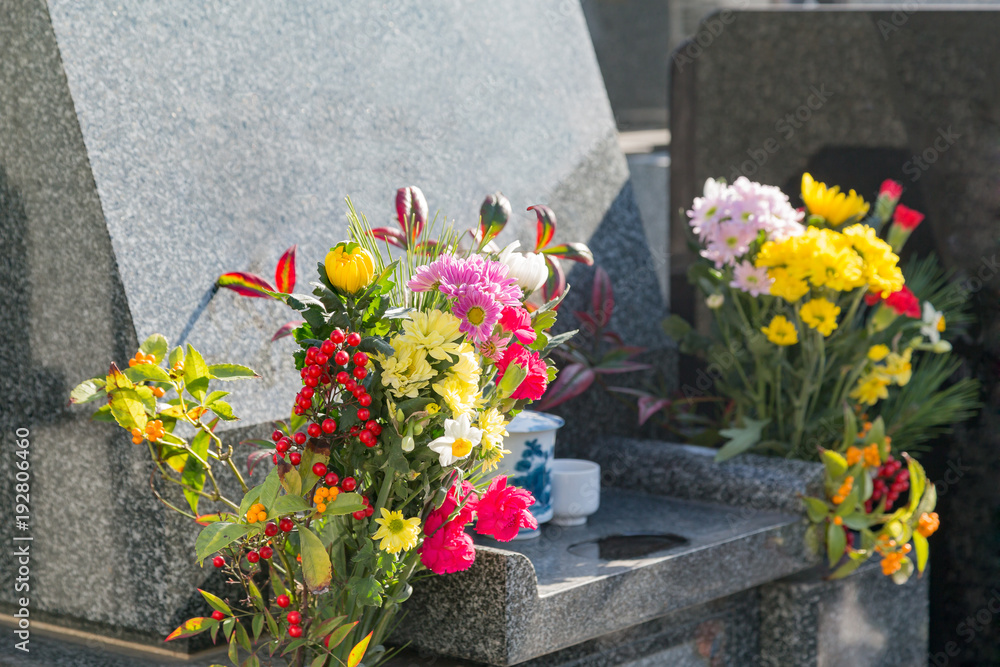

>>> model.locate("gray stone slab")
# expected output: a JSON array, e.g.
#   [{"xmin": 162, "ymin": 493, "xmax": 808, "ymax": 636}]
[
  {"xmin": 759, "ymin": 561, "xmax": 930, "ymax": 667},
  {"xmin": 393, "ymin": 489, "xmax": 813, "ymax": 665}
]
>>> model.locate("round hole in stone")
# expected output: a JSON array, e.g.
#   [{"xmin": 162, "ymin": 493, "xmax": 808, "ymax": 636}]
[{"xmin": 567, "ymin": 533, "xmax": 689, "ymax": 560}]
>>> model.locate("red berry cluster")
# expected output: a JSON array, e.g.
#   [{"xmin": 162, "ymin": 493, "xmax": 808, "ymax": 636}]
[
  {"xmin": 352, "ymin": 493, "xmax": 374, "ymax": 521},
  {"xmin": 269, "ymin": 329, "xmax": 384, "ymax": 469},
  {"xmin": 865, "ymin": 455, "xmax": 910, "ymax": 512},
  {"xmin": 286, "ymin": 610, "xmax": 303, "ymax": 638}
]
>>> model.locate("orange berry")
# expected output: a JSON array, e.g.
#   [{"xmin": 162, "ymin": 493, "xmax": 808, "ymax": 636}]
[
  {"xmin": 128, "ymin": 358, "xmax": 137, "ymax": 367},
  {"xmin": 317, "ymin": 503, "xmax": 326, "ymax": 513},
  {"xmin": 833, "ymin": 516, "xmax": 843, "ymax": 526},
  {"xmin": 845, "ymin": 446, "xmax": 862, "ymax": 467},
  {"xmin": 918, "ymin": 512, "xmax": 940, "ymax": 537}
]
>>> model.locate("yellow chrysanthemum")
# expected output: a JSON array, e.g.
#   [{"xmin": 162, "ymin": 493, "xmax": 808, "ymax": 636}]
[
  {"xmin": 841, "ymin": 224, "xmax": 904, "ymax": 297},
  {"xmin": 372, "ymin": 508, "xmax": 421, "ymax": 554},
  {"xmin": 867, "ymin": 345, "xmax": 890, "ymax": 361},
  {"xmin": 761, "ymin": 315, "xmax": 798, "ymax": 346},
  {"xmin": 376, "ymin": 339, "xmax": 435, "ymax": 399},
  {"xmin": 398, "ymin": 309, "xmax": 464, "ymax": 361},
  {"xmin": 477, "ymin": 407, "xmax": 510, "ymax": 471},
  {"xmin": 850, "ymin": 372, "xmax": 891, "ymax": 406},
  {"xmin": 756, "ymin": 227, "xmax": 867, "ymax": 298},
  {"xmin": 799, "ymin": 298, "xmax": 841, "ymax": 336},
  {"xmin": 880, "ymin": 349, "xmax": 913, "ymax": 386},
  {"xmin": 768, "ymin": 267, "xmax": 811, "ymax": 302},
  {"xmin": 433, "ymin": 374, "xmax": 481, "ymax": 416},
  {"xmin": 801, "ymin": 173, "xmax": 870, "ymax": 226}
]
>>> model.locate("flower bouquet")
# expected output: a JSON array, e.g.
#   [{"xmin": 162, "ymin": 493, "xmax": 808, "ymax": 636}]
[
  {"xmin": 666, "ymin": 173, "xmax": 979, "ymax": 582},
  {"xmin": 70, "ymin": 188, "xmax": 584, "ymax": 666}
]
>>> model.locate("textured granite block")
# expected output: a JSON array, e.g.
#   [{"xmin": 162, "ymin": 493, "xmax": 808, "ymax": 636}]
[
  {"xmin": 393, "ymin": 489, "xmax": 812, "ymax": 665},
  {"xmin": 759, "ymin": 561, "xmax": 930, "ymax": 667},
  {"xmin": 573, "ymin": 437, "xmax": 825, "ymax": 516}
]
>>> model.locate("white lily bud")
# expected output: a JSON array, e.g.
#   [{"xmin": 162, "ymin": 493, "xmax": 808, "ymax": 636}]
[{"xmin": 498, "ymin": 242, "xmax": 547, "ymax": 292}]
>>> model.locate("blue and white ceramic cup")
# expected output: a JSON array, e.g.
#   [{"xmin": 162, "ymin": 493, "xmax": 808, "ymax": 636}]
[{"xmin": 495, "ymin": 410, "xmax": 564, "ymax": 539}]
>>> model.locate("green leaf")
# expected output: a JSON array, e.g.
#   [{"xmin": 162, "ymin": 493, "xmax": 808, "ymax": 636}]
[
  {"xmin": 828, "ymin": 558, "xmax": 862, "ymax": 580},
  {"xmin": 906, "ymin": 455, "xmax": 927, "ymax": 514},
  {"xmin": 208, "ymin": 364, "xmax": 260, "ymax": 381},
  {"xmin": 802, "ymin": 497, "xmax": 829, "ymax": 523},
  {"xmin": 204, "ymin": 390, "xmax": 230, "ymax": 406},
  {"xmin": 260, "ymin": 467, "xmax": 281, "ymax": 508},
  {"xmin": 271, "ymin": 494, "xmax": 313, "ymax": 516},
  {"xmin": 913, "ymin": 532, "xmax": 929, "ymax": 574},
  {"xmin": 347, "ymin": 576, "xmax": 382, "ymax": 607},
  {"xmin": 182, "ymin": 422, "xmax": 215, "ymax": 514},
  {"xmin": 264, "ymin": 609, "xmax": 280, "ymax": 640},
  {"xmin": 228, "ymin": 632, "xmax": 240, "ymax": 664},
  {"xmin": 322, "ymin": 621, "xmax": 358, "ymax": 649},
  {"xmin": 90, "ymin": 404, "xmax": 116, "ymax": 423},
  {"xmin": 198, "ymin": 589, "xmax": 232, "ymax": 615},
  {"xmin": 238, "ymin": 484, "xmax": 264, "ymax": 521},
  {"xmin": 70, "ymin": 378, "xmax": 106, "ymax": 404},
  {"xmin": 309, "ymin": 616, "xmax": 348, "ymax": 641},
  {"xmin": 299, "ymin": 527, "xmax": 332, "ymax": 593},
  {"xmin": 195, "ymin": 522, "xmax": 249, "ymax": 564},
  {"xmin": 278, "ymin": 466, "xmax": 302, "ymax": 496},
  {"xmin": 235, "ymin": 622, "xmax": 251, "ymax": 652},
  {"xmin": 247, "ymin": 579, "xmax": 265, "ymax": 611},
  {"xmin": 184, "ymin": 345, "xmax": 210, "ymax": 401},
  {"xmin": 842, "ymin": 513, "xmax": 875, "ymax": 531},
  {"xmin": 311, "ymin": 654, "xmax": 328, "ymax": 667},
  {"xmin": 139, "ymin": 334, "xmax": 169, "ymax": 363},
  {"xmin": 821, "ymin": 450, "xmax": 848, "ymax": 479},
  {"xmin": 826, "ymin": 521, "xmax": 847, "ymax": 565},
  {"xmin": 108, "ymin": 387, "xmax": 149, "ymax": 432},
  {"xmin": 714, "ymin": 418, "xmax": 769, "ymax": 462},
  {"xmin": 124, "ymin": 364, "xmax": 173, "ymax": 384},
  {"xmin": 168, "ymin": 346, "xmax": 184, "ymax": 369},
  {"xmin": 497, "ymin": 362, "xmax": 528, "ymax": 398},
  {"xmin": 324, "ymin": 492, "xmax": 365, "ymax": 516},
  {"xmin": 208, "ymin": 399, "xmax": 238, "ymax": 421}
]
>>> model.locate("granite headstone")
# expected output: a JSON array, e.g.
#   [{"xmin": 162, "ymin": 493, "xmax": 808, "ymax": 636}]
[{"xmin": 0, "ymin": 0, "xmax": 668, "ymax": 650}]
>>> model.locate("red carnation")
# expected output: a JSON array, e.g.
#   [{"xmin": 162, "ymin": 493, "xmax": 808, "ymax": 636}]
[
  {"xmin": 879, "ymin": 179, "xmax": 903, "ymax": 200},
  {"xmin": 423, "ymin": 481, "xmax": 478, "ymax": 537},
  {"xmin": 864, "ymin": 292, "xmax": 882, "ymax": 307},
  {"xmin": 419, "ymin": 524, "xmax": 476, "ymax": 574},
  {"xmin": 496, "ymin": 344, "xmax": 549, "ymax": 401},
  {"xmin": 884, "ymin": 286, "xmax": 920, "ymax": 318},
  {"xmin": 499, "ymin": 306, "xmax": 536, "ymax": 345},
  {"xmin": 892, "ymin": 204, "xmax": 924, "ymax": 231},
  {"xmin": 474, "ymin": 476, "xmax": 537, "ymax": 542}
]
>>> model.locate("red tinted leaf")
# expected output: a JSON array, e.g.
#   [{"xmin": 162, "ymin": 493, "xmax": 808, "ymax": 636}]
[
  {"xmin": 347, "ymin": 631, "xmax": 374, "ymax": 667},
  {"xmin": 638, "ymin": 396, "xmax": 671, "ymax": 426},
  {"xmin": 247, "ymin": 449, "xmax": 274, "ymax": 476},
  {"xmin": 592, "ymin": 361, "xmax": 653, "ymax": 375},
  {"xmin": 396, "ymin": 186, "xmax": 428, "ymax": 240},
  {"xmin": 165, "ymin": 617, "xmax": 216, "ymax": 641},
  {"xmin": 274, "ymin": 245, "xmax": 297, "ymax": 293},
  {"xmin": 541, "ymin": 256, "xmax": 566, "ymax": 306},
  {"xmin": 271, "ymin": 320, "xmax": 304, "ymax": 342},
  {"xmin": 602, "ymin": 330, "xmax": 625, "ymax": 346},
  {"xmin": 591, "ymin": 267, "xmax": 614, "ymax": 326},
  {"xmin": 537, "ymin": 363, "xmax": 595, "ymax": 411},
  {"xmin": 528, "ymin": 204, "xmax": 557, "ymax": 251},
  {"xmin": 370, "ymin": 227, "xmax": 407, "ymax": 249},
  {"xmin": 414, "ymin": 240, "xmax": 439, "ymax": 254},
  {"xmin": 573, "ymin": 310, "xmax": 598, "ymax": 335},
  {"xmin": 217, "ymin": 272, "xmax": 277, "ymax": 298},
  {"xmin": 479, "ymin": 192, "xmax": 511, "ymax": 244},
  {"xmin": 540, "ymin": 242, "xmax": 594, "ymax": 265}
]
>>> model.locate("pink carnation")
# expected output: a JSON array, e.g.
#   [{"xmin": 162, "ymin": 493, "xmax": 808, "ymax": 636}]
[
  {"xmin": 420, "ymin": 524, "xmax": 476, "ymax": 574},
  {"xmin": 496, "ymin": 344, "xmax": 549, "ymax": 401},
  {"xmin": 499, "ymin": 306, "xmax": 536, "ymax": 345},
  {"xmin": 474, "ymin": 476, "xmax": 537, "ymax": 542}
]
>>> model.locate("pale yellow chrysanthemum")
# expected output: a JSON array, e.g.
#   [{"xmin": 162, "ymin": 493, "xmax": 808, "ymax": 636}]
[
  {"xmin": 880, "ymin": 348, "xmax": 913, "ymax": 386},
  {"xmin": 376, "ymin": 339, "xmax": 435, "ymax": 399},
  {"xmin": 372, "ymin": 508, "xmax": 421, "ymax": 554},
  {"xmin": 477, "ymin": 407, "xmax": 510, "ymax": 471},
  {"xmin": 867, "ymin": 344, "xmax": 890, "ymax": 362},
  {"xmin": 398, "ymin": 309, "xmax": 464, "ymax": 361},
  {"xmin": 850, "ymin": 372, "xmax": 891, "ymax": 406},
  {"xmin": 432, "ymin": 374, "xmax": 481, "ymax": 416}
]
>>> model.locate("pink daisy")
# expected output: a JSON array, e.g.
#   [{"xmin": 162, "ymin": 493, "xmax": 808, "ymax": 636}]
[
  {"xmin": 729, "ymin": 261, "xmax": 773, "ymax": 297},
  {"xmin": 478, "ymin": 332, "xmax": 512, "ymax": 363},
  {"xmin": 408, "ymin": 254, "xmax": 457, "ymax": 293},
  {"xmin": 453, "ymin": 290, "xmax": 503, "ymax": 342}
]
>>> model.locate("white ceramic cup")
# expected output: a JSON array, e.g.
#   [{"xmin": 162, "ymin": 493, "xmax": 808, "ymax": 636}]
[{"xmin": 550, "ymin": 459, "xmax": 601, "ymax": 526}]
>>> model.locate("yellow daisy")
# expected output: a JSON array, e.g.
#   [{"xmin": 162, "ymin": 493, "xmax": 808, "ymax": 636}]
[
  {"xmin": 372, "ymin": 508, "xmax": 421, "ymax": 554},
  {"xmin": 867, "ymin": 345, "xmax": 890, "ymax": 362},
  {"xmin": 850, "ymin": 372, "xmax": 891, "ymax": 406}
]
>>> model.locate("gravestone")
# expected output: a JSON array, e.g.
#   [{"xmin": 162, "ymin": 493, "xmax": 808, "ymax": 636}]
[
  {"xmin": 0, "ymin": 0, "xmax": 669, "ymax": 652},
  {"xmin": 669, "ymin": 8, "xmax": 1000, "ymax": 663}
]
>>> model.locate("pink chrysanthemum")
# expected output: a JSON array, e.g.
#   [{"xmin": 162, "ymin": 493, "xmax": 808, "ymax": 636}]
[
  {"xmin": 408, "ymin": 255, "xmax": 458, "ymax": 293},
  {"xmin": 496, "ymin": 344, "xmax": 548, "ymax": 401},
  {"xmin": 474, "ymin": 475, "xmax": 537, "ymax": 542},
  {"xmin": 478, "ymin": 332, "xmax": 512, "ymax": 363},
  {"xmin": 729, "ymin": 261, "xmax": 773, "ymax": 297},
  {"xmin": 473, "ymin": 256, "xmax": 524, "ymax": 306},
  {"xmin": 453, "ymin": 290, "xmax": 503, "ymax": 342}
]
